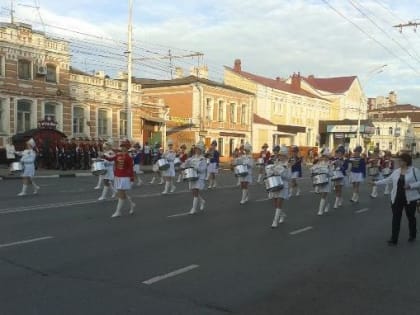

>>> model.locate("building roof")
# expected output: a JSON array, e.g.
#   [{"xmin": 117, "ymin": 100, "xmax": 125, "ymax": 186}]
[
  {"xmin": 368, "ymin": 104, "xmax": 420, "ymax": 112},
  {"xmin": 224, "ymin": 66, "xmax": 326, "ymax": 100},
  {"xmin": 134, "ymin": 75, "xmax": 254, "ymax": 95},
  {"xmin": 253, "ymin": 114, "xmax": 275, "ymax": 126},
  {"xmin": 303, "ymin": 75, "xmax": 357, "ymax": 94},
  {"xmin": 69, "ymin": 67, "xmax": 91, "ymax": 76}
]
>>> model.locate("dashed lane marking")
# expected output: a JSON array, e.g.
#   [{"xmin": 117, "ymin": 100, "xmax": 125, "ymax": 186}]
[
  {"xmin": 142, "ymin": 264, "xmax": 199, "ymax": 285},
  {"xmin": 256, "ymin": 198, "xmax": 269, "ymax": 202},
  {"xmin": 0, "ymin": 236, "xmax": 54, "ymax": 249},
  {"xmin": 289, "ymin": 226, "xmax": 314, "ymax": 235},
  {"xmin": 167, "ymin": 212, "xmax": 191, "ymax": 218},
  {"xmin": 355, "ymin": 208, "xmax": 369, "ymax": 214}
]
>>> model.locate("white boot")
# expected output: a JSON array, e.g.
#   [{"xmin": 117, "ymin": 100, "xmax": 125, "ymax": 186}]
[
  {"xmin": 271, "ymin": 208, "xmax": 281, "ymax": 228},
  {"xmin": 111, "ymin": 198, "xmax": 125, "ymax": 218},
  {"xmin": 318, "ymin": 198, "xmax": 326, "ymax": 216},
  {"xmin": 32, "ymin": 181, "xmax": 40, "ymax": 194},
  {"xmin": 334, "ymin": 197, "xmax": 339, "ymax": 209},
  {"xmin": 354, "ymin": 193, "xmax": 359, "ymax": 203},
  {"xmin": 98, "ymin": 186, "xmax": 110, "ymax": 200},
  {"xmin": 162, "ymin": 181, "xmax": 170, "ymax": 194},
  {"xmin": 370, "ymin": 186, "xmax": 378, "ymax": 198},
  {"xmin": 278, "ymin": 209, "xmax": 286, "ymax": 224},
  {"xmin": 212, "ymin": 179, "xmax": 217, "ymax": 188},
  {"xmin": 257, "ymin": 174, "xmax": 263, "ymax": 183},
  {"xmin": 158, "ymin": 177, "xmax": 164, "ymax": 185},
  {"xmin": 236, "ymin": 177, "xmax": 241, "ymax": 187},
  {"xmin": 189, "ymin": 197, "xmax": 199, "ymax": 214},
  {"xmin": 384, "ymin": 183, "xmax": 390, "ymax": 195},
  {"xmin": 127, "ymin": 196, "xmax": 136, "ymax": 215},
  {"xmin": 208, "ymin": 178, "xmax": 213, "ymax": 189},
  {"xmin": 17, "ymin": 184, "xmax": 28, "ymax": 196},
  {"xmin": 170, "ymin": 182, "xmax": 176, "ymax": 193},
  {"xmin": 111, "ymin": 185, "xmax": 117, "ymax": 198},
  {"xmin": 324, "ymin": 201, "xmax": 330, "ymax": 213},
  {"xmin": 176, "ymin": 174, "xmax": 182, "ymax": 183},
  {"xmin": 150, "ymin": 176, "xmax": 156, "ymax": 184},
  {"xmin": 240, "ymin": 189, "xmax": 248, "ymax": 204},
  {"xmin": 136, "ymin": 177, "xmax": 143, "ymax": 186},
  {"xmin": 350, "ymin": 192, "xmax": 356, "ymax": 202},
  {"xmin": 289, "ymin": 187, "xmax": 294, "ymax": 198},
  {"xmin": 295, "ymin": 187, "xmax": 301, "ymax": 196},
  {"xmin": 338, "ymin": 197, "xmax": 343, "ymax": 206},
  {"xmin": 199, "ymin": 196, "xmax": 206, "ymax": 211},
  {"xmin": 94, "ymin": 176, "xmax": 102, "ymax": 189}
]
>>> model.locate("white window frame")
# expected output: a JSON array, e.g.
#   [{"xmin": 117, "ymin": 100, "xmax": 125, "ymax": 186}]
[
  {"xmin": 16, "ymin": 98, "xmax": 36, "ymax": 133},
  {"xmin": 119, "ymin": 110, "xmax": 128, "ymax": 137},
  {"xmin": 206, "ymin": 98, "xmax": 213, "ymax": 121},
  {"xmin": 72, "ymin": 104, "xmax": 90, "ymax": 137},
  {"xmin": 241, "ymin": 104, "xmax": 247, "ymax": 125},
  {"xmin": 0, "ymin": 97, "xmax": 10, "ymax": 134},
  {"xmin": 42, "ymin": 101, "xmax": 63, "ymax": 131},
  {"xmin": 218, "ymin": 100, "xmax": 225, "ymax": 122},
  {"xmin": 17, "ymin": 59, "xmax": 33, "ymax": 80},
  {"xmin": 0, "ymin": 55, "xmax": 5, "ymax": 77},
  {"xmin": 97, "ymin": 108, "xmax": 112, "ymax": 138},
  {"xmin": 230, "ymin": 103, "xmax": 237, "ymax": 123},
  {"xmin": 45, "ymin": 63, "xmax": 58, "ymax": 83}
]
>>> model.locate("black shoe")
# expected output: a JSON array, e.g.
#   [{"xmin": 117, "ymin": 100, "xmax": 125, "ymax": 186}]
[
  {"xmin": 408, "ymin": 237, "xmax": 416, "ymax": 243},
  {"xmin": 387, "ymin": 240, "xmax": 398, "ymax": 246}
]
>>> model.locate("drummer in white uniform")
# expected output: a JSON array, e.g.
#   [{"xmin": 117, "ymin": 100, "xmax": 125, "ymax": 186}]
[
  {"xmin": 311, "ymin": 147, "xmax": 333, "ymax": 216},
  {"xmin": 16, "ymin": 138, "xmax": 40, "ymax": 196},
  {"xmin": 267, "ymin": 145, "xmax": 291, "ymax": 228},
  {"xmin": 161, "ymin": 139, "xmax": 176, "ymax": 194},
  {"xmin": 97, "ymin": 140, "xmax": 116, "ymax": 200},
  {"xmin": 186, "ymin": 141, "xmax": 207, "ymax": 214},
  {"xmin": 331, "ymin": 145, "xmax": 348, "ymax": 209},
  {"xmin": 238, "ymin": 142, "xmax": 254, "ymax": 204}
]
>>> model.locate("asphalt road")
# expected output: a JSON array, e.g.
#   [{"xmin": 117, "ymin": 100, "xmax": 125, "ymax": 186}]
[{"xmin": 0, "ymin": 167, "xmax": 419, "ymax": 315}]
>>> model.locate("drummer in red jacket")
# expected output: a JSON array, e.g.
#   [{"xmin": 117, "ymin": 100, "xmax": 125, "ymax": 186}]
[{"xmin": 105, "ymin": 140, "xmax": 135, "ymax": 218}]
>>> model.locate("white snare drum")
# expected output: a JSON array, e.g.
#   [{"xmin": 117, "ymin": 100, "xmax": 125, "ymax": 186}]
[
  {"xmin": 331, "ymin": 170, "xmax": 344, "ymax": 181},
  {"xmin": 256, "ymin": 158, "xmax": 265, "ymax": 166},
  {"xmin": 232, "ymin": 158, "xmax": 243, "ymax": 166},
  {"xmin": 91, "ymin": 159, "xmax": 107, "ymax": 176},
  {"xmin": 157, "ymin": 158, "xmax": 170, "ymax": 171},
  {"xmin": 311, "ymin": 166, "xmax": 328, "ymax": 176},
  {"xmin": 9, "ymin": 162, "xmax": 24, "ymax": 174},
  {"xmin": 312, "ymin": 173, "xmax": 329, "ymax": 186},
  {"xmin": 382, "ymin": 167, "xmax": 392, "ymax": 177},
  {"xmin": 264, "ymin": 176, "xmax": 284, "ymax": 192},
  {"xmin": 174, "ymin": 157, "xmax": 182, "ymax": 167},
  {"xmin": 152, "ymin": 163, "xmax": 159, "ymax": 172},
  {"xmin": 368, "ymin": 167, "xmax": 379, "ymax": 177},
  {"xmin": 234, "ymin": 164, "xmax": 249, "ymax": 177},
  {"xmin": 183, "ymin": 167, "xmax": 198, "ymax": 182}
]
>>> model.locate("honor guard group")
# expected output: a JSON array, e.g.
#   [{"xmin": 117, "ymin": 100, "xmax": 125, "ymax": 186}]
[{"xmin": 10, "ymin": 138, "xmax": 395, "ymax": 227}]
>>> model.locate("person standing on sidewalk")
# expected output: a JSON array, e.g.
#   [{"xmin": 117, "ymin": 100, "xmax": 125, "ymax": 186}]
[
  {"xmin": 16, "ymin": 138, "xmax": 40, "ymax": 196},
  {"xmin": 373, "ymin": 153, "xmax": 419, "ymax": 246},
  {"xmin": 106, "ymin": 140, "xmax": 135, "ymax": 218}
]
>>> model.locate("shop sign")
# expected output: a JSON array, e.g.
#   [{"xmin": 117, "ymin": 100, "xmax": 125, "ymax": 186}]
[
  {"xmin": 327, "ymin": 125, "xmax": 358, "ymax": 133},
  {"xmin": 334, "ymin": 133, "xmax": 344, "ymax": 139}
]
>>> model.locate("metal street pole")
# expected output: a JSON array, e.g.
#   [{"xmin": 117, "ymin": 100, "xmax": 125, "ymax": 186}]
[{"xmin": 126, "ymin": 0, "xmax": 133, "ymax": 141}]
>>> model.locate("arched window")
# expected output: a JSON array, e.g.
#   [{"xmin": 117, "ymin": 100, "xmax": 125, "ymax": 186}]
[
  {"xmin": 389, "ymin": 127, "xmax": 393, "ymax": 136},
  {"xmin": 73, "ymin": 106, "xmax": 85, "ymax": 134},
  {"xmin": 17, "ymin": 99, "xmax": 33, "ymax": 132}
]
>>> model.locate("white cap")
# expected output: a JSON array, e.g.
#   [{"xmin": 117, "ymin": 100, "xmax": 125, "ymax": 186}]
[
  {"xmin": 167, "ymin": 139, "xmax": 174, "ymax": 146},
  {"xmin": 244, "ymin": 142, "xmax": 252, "ymax": 152},
  {"xmin": 27, "ymin": 138, "xmax": 36, "ymax": 148},
  {"xmin": 279, "ymin": 146, "xmax": 289, "ymax": 156},
  {"xmin": 196, "ymin": 141, "xmax": 205, "ymax": 151}
]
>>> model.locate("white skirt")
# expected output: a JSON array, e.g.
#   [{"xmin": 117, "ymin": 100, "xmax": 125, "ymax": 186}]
[
  {"xmin": 114, "ymin": 177, "xmax": 132, "ymax": 190},
  {"xmin": 189, "ymin": 179, "xmax": 205, "ymax": 190},
  {"xmin": 291, "ymin": 171, "xmax": 301, "ymax": 179},
  {"xmin": 350, "ymin": 172, "xmax": 364, "ymax": 183},
  {"xmin": 317, "ymin": 181, "xmax": 331, "ymax": 193},
  {"xmin": 103, "ymin": 166, "xmax": 114, "ymax": 181},
  {"xmin": 332, "ymin": 178, "xmax": 344, "ymax": 186},
  {"xmin": 269, "ymin": 187, "xmax": 289, "ymax": 200},
  {"xmin": 22, "ymin": 163, "xmax": 35, "ymax": 178},
  {"xmin": 240, "ymin": 173, "xmax": 253, "ymax": 184},
  {"xmin": 207, "ymin": 162, "xmax": 218, "ymax": 174},
  {"xmin": 134, "ymin": 164, "xmax": 141, "ymax": 174},
  {"xmin": 162, "ymin": 163, "xmax": 175, "ymax": 177}
]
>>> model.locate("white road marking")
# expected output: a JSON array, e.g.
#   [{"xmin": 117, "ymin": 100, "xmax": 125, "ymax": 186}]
[
  {"xmin": 167, "ymin": 212, "xmax": 191, "ymax": 218},
  {"xmin": 142, "ymin": 264, "xmax": 199, "ymax": 285},
  {"xmin": 289, "ymin": 226, "xmax": 313, "ymax": 235},
  {"xmin": 355, "ymin": 208, "xmax": 369, "ymax": 214},
  {"xmin": 0, "ymin": 236, "xmax": 54, "ymax": 249},
  {"xmin": 256, "ymin": 198, "xmax": 269, "ymax": 202}
]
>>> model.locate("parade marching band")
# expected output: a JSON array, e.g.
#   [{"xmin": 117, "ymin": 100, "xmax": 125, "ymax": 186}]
[{"xmin": 9, "ymin": 137, "xmax": 408, "ymax": 226}]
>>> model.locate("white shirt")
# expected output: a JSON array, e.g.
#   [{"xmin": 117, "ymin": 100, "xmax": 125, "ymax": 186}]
[{"xmin": 6, "ymin": 144, "xmax": 16, "ymax": 159}]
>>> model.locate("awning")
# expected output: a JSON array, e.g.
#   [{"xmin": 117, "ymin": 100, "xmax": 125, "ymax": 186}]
[
  {"xmin": 277, "ymin": 125, "xmax": 306, "ymax": 134},
  {"xmin": 219, "ymin": 132, "xmax": 246, "ymax": 137},
  {"xmin": 142, "ymin": 116, "xmax": 165, "ymax": 124}
]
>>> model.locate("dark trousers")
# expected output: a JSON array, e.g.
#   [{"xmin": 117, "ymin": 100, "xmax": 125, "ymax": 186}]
[{"xmin": 391, "ymin": 200, "xmax": 417, "ymax": 242}]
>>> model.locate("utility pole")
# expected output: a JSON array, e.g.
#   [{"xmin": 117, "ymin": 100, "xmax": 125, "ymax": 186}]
[
  {"xmin": 126, "ymin": 0, "xmax": 133, "ymax": 141},
  {"xmin": 168, "ymin": 49, "xmax": 173, "ymax": 79},
  {"xmin": 393, "ymin": 21, "xmax": 419, "ymax": 33},
  {"xmin": 10, "ymin": 0, "xmax": 15, "ymax": 24}
]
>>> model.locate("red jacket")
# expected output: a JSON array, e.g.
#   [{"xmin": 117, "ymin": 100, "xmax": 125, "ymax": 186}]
[{"xmin": 106, "ymin": 153, "xmax": 134, "ymax": 179}]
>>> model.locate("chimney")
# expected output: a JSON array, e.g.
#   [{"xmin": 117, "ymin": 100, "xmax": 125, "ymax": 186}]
[
  {"xmin": 276, "ymin": 77, "xmax": 281, "ymax": 82},
  {"xmin": 190, "ymin": 66, "xmax": 208, "ymax": 79},
  {"xmin": 308, "ymin": 74, "xmax": 315, "ymax": 80},
  {"xmin": 234, "ymin": 59, "xmax": 242, "ymax": 72},
  {"xmin": 291, "ymin": 72, "xmax": 301, "ymax": 90}
]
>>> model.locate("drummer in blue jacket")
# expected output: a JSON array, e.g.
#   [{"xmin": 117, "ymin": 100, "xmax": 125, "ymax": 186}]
[
  {"xmin": 349, "ymin": 145, "xmax": 366, "ymax": 203},
  {"xmin": 331, "ymin": 145, "xmax": 348, "ymax": 209},
  {"xmin": 289, "ymin": 145, "xmax": 303, "ymax": 197}
]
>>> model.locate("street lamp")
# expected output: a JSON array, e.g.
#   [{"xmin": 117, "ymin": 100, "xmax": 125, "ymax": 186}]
[{"xmin": 356, "ymin": 64, "xmax": 387, "ymax": 145}]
